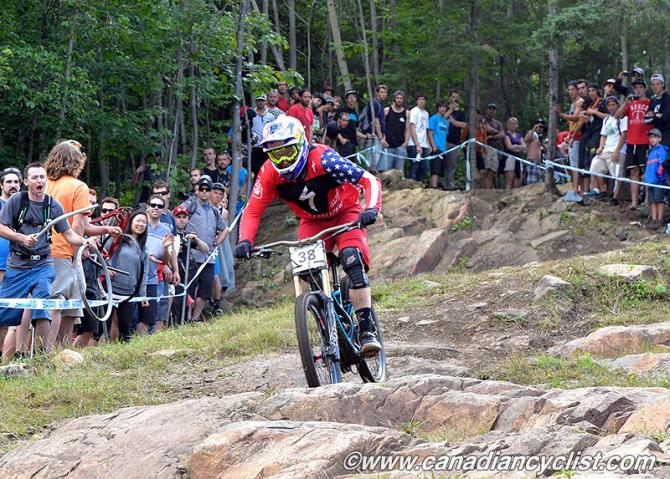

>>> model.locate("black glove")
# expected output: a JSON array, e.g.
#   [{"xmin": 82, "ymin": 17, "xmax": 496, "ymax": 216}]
[
  {"xmin": 358, "ymin": 208, "xmax": 379, "ymax": 227},
  {"xmin": 234, "ymin": 240, "xmax": 252, "ymax": 259}
]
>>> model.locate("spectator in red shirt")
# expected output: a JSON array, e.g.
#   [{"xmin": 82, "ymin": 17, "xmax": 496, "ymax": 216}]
[
  {"xmin": 276, "ymin": 81, "xmax": 290, "ymax": 112},
  {"xmin": 615, "ymin": 78, "xmax": 651, "ymax": 210},
  {"xmin": 286, "ymin": 89, "xmax": 315, "ymax": 142}
]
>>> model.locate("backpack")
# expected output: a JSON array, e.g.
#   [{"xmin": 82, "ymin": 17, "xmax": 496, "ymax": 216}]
[
  {"xmin": 183, "ymin": 196, "xmax": 224, "ymax": 226},
  {"xmin": 358, "ymin": 104, "xmax": 372, "ymax": 134},
  {"xmin": 9, "ymin": 191, "xmax": 53, "ymax": 255}
]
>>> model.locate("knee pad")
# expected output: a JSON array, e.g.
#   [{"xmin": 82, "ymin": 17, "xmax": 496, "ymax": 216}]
[{"xmin": 339, "ymin": 247, "xmax": 369, "ymax": 289}]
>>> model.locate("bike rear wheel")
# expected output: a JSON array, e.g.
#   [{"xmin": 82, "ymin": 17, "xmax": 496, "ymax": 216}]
[
  {"xmin": 340, "ymin": 276, "xmax": 387, "ymax": 383},
  {"xmin": 295, "ymin": 292, "xmax": 334, "ymax": 388}
]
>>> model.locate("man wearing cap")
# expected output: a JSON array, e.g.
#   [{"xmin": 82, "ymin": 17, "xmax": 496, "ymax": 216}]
[
  {"xmin": 643, "ymin": 128, "xmax": 668, "ymax": 229},
  {"xmin": 590, "ymin": 96, "xmax": 628, "ymax": 197},
  {"xmin": 335, "ymin": 90, "xmax": 367, "ymax": 157},
  {"xmin": 614, "ymin": 67, "xmax": 646, "ymax": 97},
  {"xmin": 604, "ymin": 79, "xmax": 617, "ymax": 98},
  {"xmin": 615, "ymin": 77, "xmax": 651, "ymax": 210},
  {"xmin": 180, "ymin": 176, "xmax": 229, "ymax": 322},
  {"xmin": 647, "ymin": 74, "xmax": 670, "ymax": 147},
  {"xmin": 317, "ymin": 95, "xmax": 335, "ymax": 143},
  {"xmin": 286, "ymin": 89, "xmax": 314, "ymax": 143},
  {"xmin": 251, "ymin": 94, "xmax": 277, "ymax": 176},
  {"xmin": 360, "ymin": 84, "xmax": 389, "ymax": 172},
  {"xmin": 383, "ymin": 91, "xmax": 410, "ymax": 173}
]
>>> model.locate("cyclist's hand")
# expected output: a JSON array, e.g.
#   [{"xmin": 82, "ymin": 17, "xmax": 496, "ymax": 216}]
[
  {"xmin": 234, "ymin": 240, "xmax": 252, "ymax": 259},
  {"xmin": 358, "ymin": 208, "xmax": 379, "ymax": 227}
]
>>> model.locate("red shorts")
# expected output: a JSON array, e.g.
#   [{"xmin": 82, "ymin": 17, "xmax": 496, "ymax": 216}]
[{"xmin": 297, "ymin": 205, "xmax": 370, "ymax": 267}]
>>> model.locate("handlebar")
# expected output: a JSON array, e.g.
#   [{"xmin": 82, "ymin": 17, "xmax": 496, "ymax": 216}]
[{"xmin": 249, "ymin": 221, "xmax": 360, "ymax": 259}]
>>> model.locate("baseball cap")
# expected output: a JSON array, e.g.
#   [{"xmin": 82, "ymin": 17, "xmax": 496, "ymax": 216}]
[
  {"xmin": 344, "ymin": 89, "xmax": 357, "ymax": 98},
  {"xmin": 197, "ymin": 177, "xmax": 213, "ymax": 189},
  {"xmin": 487, "ymin": 102, "xmax": 497, "ymax": 109},
  {"xmin": 605, "ymin": 95, "xmax": 619, "ymax": 104},
  {"xmin": 536, "ymin": 118, "xmax": 546, "ymax": 125},
  {"xmin": 604, "ymin": 78, "xmax": 616, "ymax": 85},
  {"xmin": 173, "ymin": 205, "xmax": 189, "ymax": 216},
  {"xmin": 323, "ymin": 95, "xmax": 335, "ymax": 105},
  {"xmin": 631, "ymin": 78, "xmax": 646, "ymax": 87},
  {"xmin": 212, "ymin": 182, "xmax": 225, "ymax": 191},
  {"xmin": 648, "ymin": 128, "xmax": 662, "ymax": 138},
  {"xmin": 651, "ymin": 73, "xmax": 665, "ymax": 85},
  {"xmin": 633, "ymin": 67, "xmax": 645, "ymax": 77},
  {"xmin": 255, "ymin": 93, "xmax": 267, "ymax": 100},
  {"xmin": 393, "ymin": 90, "xmax": 405, "ymax": 98}
]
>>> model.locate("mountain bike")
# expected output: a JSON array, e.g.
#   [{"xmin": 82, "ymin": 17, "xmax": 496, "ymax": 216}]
[{"xmin": 249, "ymin": 222, "xmax": 387, "ymax": 387}]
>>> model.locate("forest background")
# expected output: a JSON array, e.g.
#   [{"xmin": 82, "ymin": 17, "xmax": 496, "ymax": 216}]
[{"xmin": 0, "ymin": 0, "xmax": 666, "ymax": 202}]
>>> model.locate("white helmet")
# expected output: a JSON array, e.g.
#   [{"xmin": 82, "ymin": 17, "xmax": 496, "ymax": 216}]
[{"xmin": 259, "ymin": 116, "xmax": 309, "ymax": 181}]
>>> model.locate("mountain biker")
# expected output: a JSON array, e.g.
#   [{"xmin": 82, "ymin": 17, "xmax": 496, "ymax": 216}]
[{"xmin": 234, "ymin": 116, "xmax": 383, "ymax": 355}]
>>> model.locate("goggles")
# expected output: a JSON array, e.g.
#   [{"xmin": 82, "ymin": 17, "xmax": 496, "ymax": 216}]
[{"xmin": 267, "ymin": 144, "xmax": 299, "ymax": 166}]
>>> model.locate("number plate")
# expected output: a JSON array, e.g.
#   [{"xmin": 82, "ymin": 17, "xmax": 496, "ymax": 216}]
[{"xmin": 289, "ymin": 241, "xmax": 328, "ymax": 275}]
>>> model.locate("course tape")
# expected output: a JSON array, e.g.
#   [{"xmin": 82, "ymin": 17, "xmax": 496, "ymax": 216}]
[
  {"xmin": 544, "ymin": 158, "xmax": 670, "ymax": 190},
  {"xmin": 0, "ymin": 209, "xmax": 246, "ymax": 311}
]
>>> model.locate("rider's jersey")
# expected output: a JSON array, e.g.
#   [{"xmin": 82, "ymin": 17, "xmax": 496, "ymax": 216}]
[{"xmin": 239, "ymin": 144, "xmax": 382, "ymax": 244}]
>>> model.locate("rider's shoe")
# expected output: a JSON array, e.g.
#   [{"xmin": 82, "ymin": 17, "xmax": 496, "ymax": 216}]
[{"xmin": 360, "ymin": 331, "xmax": 381, "ymax": 357}]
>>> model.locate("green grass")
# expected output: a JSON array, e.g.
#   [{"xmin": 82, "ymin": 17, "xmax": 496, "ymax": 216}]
[
  {"xmin": 493, "ymin": 353, "xmax": 670, "ymax": 389},
  {"xmin": 0, "ymin": 301, "xmax": 295, "ymax": 450}
]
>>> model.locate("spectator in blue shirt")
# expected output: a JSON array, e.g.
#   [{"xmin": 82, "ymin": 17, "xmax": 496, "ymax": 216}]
[
  {"xmin": 428, "ymin": 101, "xmax": 451, "ymax": 189},
  {"xmin": 644, "ymin": 128, "xmax": 668, "ymax": 229}
]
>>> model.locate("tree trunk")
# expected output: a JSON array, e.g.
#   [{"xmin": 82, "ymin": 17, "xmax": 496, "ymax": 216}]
[
  {"xmin": 229, "ymin": 0, "xmax": 249, "ymax": 245},
  {"xmin": 254, "ymin": 0, "xmax": 285, "ymax": 70},
  {"xmin": 546, "ymin": 0, "xmax": 559, "ymax": 195},
  {"xmin": 621, "ymin": 12, "xmax": 628, "ymax": 72},
  {"xmin": 326, "ymin": 0, "xmax": 353, "ymax": 91},
  {"xmin": 57, "ymin": 20, "xmax": 76, "ymax": 140},
  {"xmin": 260, "ymin": 0, "xmax": 268, "ymax": 64},
  {"xmin": 369, "ymin": 0, "xmax": 379, "ymax": 78},
  {"xmin": 306, "ymin": 0, "xmax": 315, "ymax": 89},
  {"xmin": 466, "ymin": 0, "xmax": 479, "ymax": 191},
  {"xmin": 189, "ymin": 35, "xmax": 199, "ymax": 169},
  {"xmin": 389, "ymin": 0, "xmax": 397, "ymax": 32},
  {"xmin": 356, "ymin": 0, "xmax": 375, "ymax": 136},
  {"xmin": 288, "ymin": 0, "xmax": 297, "ymax": 70}
]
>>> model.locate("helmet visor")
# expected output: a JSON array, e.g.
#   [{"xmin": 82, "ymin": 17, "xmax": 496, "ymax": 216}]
[{"xmin": 268, "ymin": 144, "xmax": 299, "ymax": 167}]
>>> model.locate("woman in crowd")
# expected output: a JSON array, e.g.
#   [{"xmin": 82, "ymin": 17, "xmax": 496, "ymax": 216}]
[
  {"xmin": 503, "ymin": 117, "xmax": 527, "ymax": 189},
  {"xmin": 108, "ymin": 209, "xmax": 150, "ymax": 342}
]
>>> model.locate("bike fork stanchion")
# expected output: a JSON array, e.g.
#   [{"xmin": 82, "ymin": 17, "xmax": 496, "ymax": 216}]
[{"xmin": 180, "ymin": 242, "xmax": 192, "ymax": 326}]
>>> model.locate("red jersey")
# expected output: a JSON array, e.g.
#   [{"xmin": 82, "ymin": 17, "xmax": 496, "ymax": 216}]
[
  {"xmin": 277, "ymin": 96, "xmax": 290, "ymax": 112},
  {"xmin": 624, "ymin": 98, "xmax": 651, "ymax": 145},
  {"xmin": 239, "ymin": 144, "xmax": 382, "ymax": 245},
  {"xmin": 286, "ymin": 103, "xmax": 314, "ymax": 141}
]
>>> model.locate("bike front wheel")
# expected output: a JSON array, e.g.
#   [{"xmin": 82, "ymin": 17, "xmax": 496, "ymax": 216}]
[{"xmin": 295, "ymin": 292, "xmax": 334, "ymax": 388}]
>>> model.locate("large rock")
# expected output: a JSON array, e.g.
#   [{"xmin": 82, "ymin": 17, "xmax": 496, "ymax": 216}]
[
  {"xmin": 188, "ymin": 420, "xmax": 416, "ymax": 479},
  {"xmin": 378, "ymin": 169, "xmax": 423, "ymax": 191},
  {"xmin": 0, "ymin": 393, "xmax": 261, "ymax": 479},
  {"xmin": 380, "ymin": 188, "xmax": 467, "ymax": 230},
  {"xmin": 549, "ymin": 322, "xmax": 670, "ymax": 358},
  {"xmin": 597, "ymin": 264, "xmax": 657, "ymax": 281},
  {"xmin": 370, "ymin": 228, "xmax": 448, "ymax": 278},
  {"xmin": 599, "ymin": 353, "xmax": 670, "ymax": 376},
  {"xmin": 619, "ymin": 396, "xmax": 670, "ymax": 435},
  {"xmin": 533, "ymin": 274, "xmax": 573, "ymax": 301}
]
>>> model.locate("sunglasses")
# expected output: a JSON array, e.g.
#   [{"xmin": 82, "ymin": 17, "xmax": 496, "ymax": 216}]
[
  {"xmin": 268, "ymin": 144, "xmax": 299, "ymax": 165},
  {"xmin": 154, "ymin": 190, "xmax": 169, "ymax": 195},
  {"xmin": 199, "ymin": 187, "xmax": 211, "ymax": 192},
  {"xmin": 101, "ymin": 208, "xmax": 115, "ymax": 214},
  {"xmin": 149, "ymin": 203, "xmax": 165, "ymax": 209}
]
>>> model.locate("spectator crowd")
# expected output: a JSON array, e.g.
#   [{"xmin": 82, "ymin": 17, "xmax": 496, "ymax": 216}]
[{"xmin": 1, "ymin": 66, "xmax": 670, "ymax": 361}]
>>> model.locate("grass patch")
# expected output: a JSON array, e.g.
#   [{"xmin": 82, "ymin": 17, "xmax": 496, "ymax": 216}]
[
  {"xmin": 372, "ymin": 276, "xmax": 447, "ymax": 311},
  {"xmin": 451, "ymin": 216, "xmax": 474, "ymax": 232},
  {"xmin": 0, "ymin": 301, "xmax": 295, "ymax": 450},
  {"xmin": 493, "ymin": 353, "xmax": 670, "ymax": 389}
]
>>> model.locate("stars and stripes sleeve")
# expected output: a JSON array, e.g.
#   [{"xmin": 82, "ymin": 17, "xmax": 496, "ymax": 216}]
[{"xmin": 320, "ymin": 147, "xmax": 382, "ymax": 211}]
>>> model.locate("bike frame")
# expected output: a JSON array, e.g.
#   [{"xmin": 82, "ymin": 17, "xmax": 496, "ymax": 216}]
[{"xmin": 254, "ymin": 222, "xmax": 360, "ymax": 383}]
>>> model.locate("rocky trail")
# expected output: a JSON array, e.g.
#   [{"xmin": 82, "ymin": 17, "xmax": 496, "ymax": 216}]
[{"xmin": 3, "ymin": 182, "xmax": 670, "ymax": 478}]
